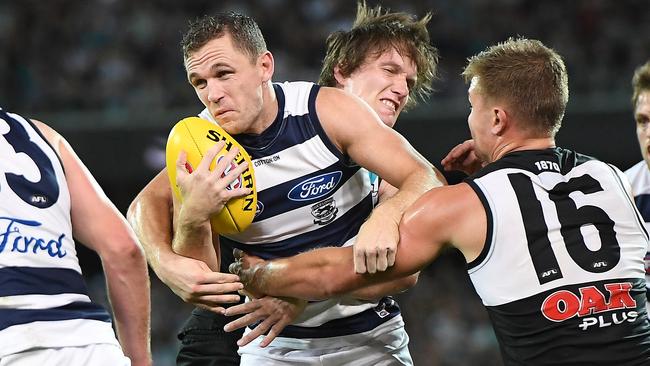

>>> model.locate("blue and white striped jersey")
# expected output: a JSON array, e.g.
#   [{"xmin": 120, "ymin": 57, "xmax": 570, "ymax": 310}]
[
  {"xmin": 625, "ymin": 160, "xmax": 650, "ymax": 301},
  {"xmin": 199, "ymin": 82, "xmax": 401, "ymax": 339},
  {"xmin": 0, "ymin": 108, "xmax": 118, "ymax": 357}
]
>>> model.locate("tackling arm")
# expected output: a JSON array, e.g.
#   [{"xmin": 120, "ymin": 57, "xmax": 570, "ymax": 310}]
[
  {"xmin": 127, "ymin": 164, "xmax": 242, "ymax": 311},
  {"xmin": 346, "ymin": 179, "xmax": 419, "ymax": 300},
  {"xmin": 316, "ymin": 87, "xmax": 447, "ymax": 274},
  {"xmin": 235, "ymin": 185, "xmax": 463, "ymax": 300}
]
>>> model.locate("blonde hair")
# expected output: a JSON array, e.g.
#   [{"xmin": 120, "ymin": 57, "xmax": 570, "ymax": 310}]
[
  {"xmin": 463, "ymin": 37, "xmax": 569, "ymax": 136},
  {"xmin": 632, "ymin": 61, "xmax": 650, "ymax": 108}
]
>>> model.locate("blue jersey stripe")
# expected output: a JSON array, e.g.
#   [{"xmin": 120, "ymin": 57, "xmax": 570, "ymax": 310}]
[
  {"xmin": 255, "ymin": 165, "xmax": 361, "ymax": 221},
  {"xmin": 254, "ymin": 297, "xmax": 400, "ymax": 339},
  {"xmin": 246, "ymin": 114, "xmax": 320, "ymax": 158},
  {"xmin": 234, "ymin": 84, "xmax": 287, "ymax": 151},
  {"xmin": 236, "ymin": 85, "xmax": 318, "ymax": 156},
  {"xmin": 0, "ymin": 266, "xmax": 88, "ymax": 296},
  {"xmin": 634, "ymin": 194, "xmax": 650, "ymax": 222},
  {"xmin": 222, "ymin": 193, "xmax": 373, "ymax": 259},
  {"xmin": 0, "ymin": 301, "xmax": 111, "ymax": 331},
  {"xmin": 307, "ymin": 85, "xmax": 349, "ymax": 164}
]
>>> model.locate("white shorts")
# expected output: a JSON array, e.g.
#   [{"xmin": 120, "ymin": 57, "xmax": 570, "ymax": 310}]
[
  {"xmin": 239, "ymin": 316, "xmax": 413, "ymax": 366},
  {"xmin": 0, "ymin": 343, "xmax": 130, "ymax": 366}
]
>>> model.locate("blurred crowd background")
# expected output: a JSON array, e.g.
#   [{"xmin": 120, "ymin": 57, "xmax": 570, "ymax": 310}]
[{"xmin": 2, "ymin": 0, "xmax": 649, "ymax": 365}]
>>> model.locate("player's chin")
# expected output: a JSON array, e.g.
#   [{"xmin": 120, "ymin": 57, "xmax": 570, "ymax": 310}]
[
  {"xmin": 379, "ymin": 114, "xmax": 398, "ymax": 128},
  {"xmin": 218, "ymin": 120, "xmax": 238, "ymax": 134}
]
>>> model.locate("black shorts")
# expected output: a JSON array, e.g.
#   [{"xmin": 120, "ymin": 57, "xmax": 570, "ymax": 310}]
[{"xmin": 176, "ymin": 306, "xmax": 245, "ymax": 366}]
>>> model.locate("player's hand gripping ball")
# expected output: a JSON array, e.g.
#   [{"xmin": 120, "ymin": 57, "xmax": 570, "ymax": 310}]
[{"xmin": 166, "ymin": 117, "xmax": 257, "ymax": 234}]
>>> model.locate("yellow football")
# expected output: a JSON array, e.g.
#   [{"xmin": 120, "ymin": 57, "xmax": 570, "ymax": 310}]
[{"xmin": 166, "ymin": 117, "xmax": 257, "ymax": 234}]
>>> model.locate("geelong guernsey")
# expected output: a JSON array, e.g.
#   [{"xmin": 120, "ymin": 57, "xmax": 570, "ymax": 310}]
[
  {"xmin": 198, "ymin": 82, "xmax": 401, "ymax": 339},
  {"xmin": 625, "ymin": 160, "xmax": 650, "ymax": 301},
  {"xmin": 0, "ymin": 108, "xmax": 118, "ymax": 357},
  {"xmin": 467, "ymin": 148, "xmax": 650, "ymax": 365}
]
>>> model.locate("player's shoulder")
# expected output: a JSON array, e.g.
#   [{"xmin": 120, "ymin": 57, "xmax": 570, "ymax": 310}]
[
  {"xmin": 275, "ymin": 80, "xmax": 315, "ymax": 91},
  {"xmin": 31, "ymin": 119, "xmax": 56, "ymax": 139},
  {"xmin": 19, "ymin": 117, "xmax": 63, "ymax": 155},
  {"xmin": 624, "ymin": 160, "xmax": 648, "ymax": 180},
  {"xmin": 274, "ymin": 81, "xmax": 318, "ymax": 116},
  {"xmin": 408, "ymin": 183, "xmax": 478, "ymax": 225},
  {"xmin": 275, "ymin": 81, "xmax": 316, "ymax": 102},
  {"xmin": 624, "ymin": 160, "xmax": 650, "ymax": 195}
]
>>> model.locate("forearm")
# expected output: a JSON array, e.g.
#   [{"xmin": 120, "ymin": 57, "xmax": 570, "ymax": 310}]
[
  {"xmin": 103, "ymin": 246, "xmax": 152, "ymax": 365},
  {"xmin": 348, "ymin": 272, "xmax": 419, "ymax": 301},
  {"xmin": 127, "ymin": 171, "xmax": 218, "ymax": 274},
  {"xmin": 173, "ymin": 208, "xmax": 218, "ymax": 270},
  {"xmin": 245, "ymin": 247, "xmax": 381, "ymax": 300},
  {"xmin": 244, "ymin": 249, "xmax": 418, "ymax": 301}
]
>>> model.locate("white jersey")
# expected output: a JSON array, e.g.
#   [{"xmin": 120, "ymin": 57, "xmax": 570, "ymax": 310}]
[
  {"xmin": 0, "ymin": 108, "xmax": 119, "ymax": 357},
  {"xmin": 467, "ymin": 148, "xmax": 650, "ymax": 365},
  {"xmin": 198, "ymin": 82, "xmax": 403, "ymax": 341},
  {"xmin": 625, "ymin": 160, "xmax": 650, "ymax": 300}
]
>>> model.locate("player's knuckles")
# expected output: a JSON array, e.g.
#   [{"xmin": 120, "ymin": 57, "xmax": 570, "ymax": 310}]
[
  {"xmin": 366, "ymin": 262, "xmax": 377, "ymax": 273},
  {"xmin": 221, "ymin": 294, "xmax": 242, "ymax": 303},
  {"xmin": 216, "ymin": 273, "xmax": 239, "ymax": 283},
  {"xmin": 219, "ymin": 283, "xmax": 243, "ymax": 292},
  {"xmin": 376, "ymin": 259, "xmax": 388, "ymax": 271},
  {"xmin": 353, "ymin": 251, "xmax": 366, "ymax": 263},
  {"xmin": 188, "ymin": 283, "xmax": 203, "ymax": 295}
]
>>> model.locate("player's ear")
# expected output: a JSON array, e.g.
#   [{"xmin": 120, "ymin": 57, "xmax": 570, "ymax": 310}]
[
  {"xmin": 492, "ymin": 107, "xmax": 508, "ymax": 136},
  {"xmin": 333, "ymin": 64, "xmax": 348, "ymax": 88},
  {"xmin": 258, "ymin": 51, "xmax": 274, "ymax": 83}
]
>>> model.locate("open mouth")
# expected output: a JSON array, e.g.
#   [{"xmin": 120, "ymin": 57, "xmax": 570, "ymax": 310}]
[{"xmin": 380, "ymin": 99, "xmax": 398, "ymax": 113}]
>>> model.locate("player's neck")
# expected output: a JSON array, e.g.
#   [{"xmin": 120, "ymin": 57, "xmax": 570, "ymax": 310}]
[
  {"xmin": 492, "ymin": 136, "xmax": 556, "ymax": 161},
  {"xmin": 252, "ymin": 81, "xmax": 279, "ymax": 134}
]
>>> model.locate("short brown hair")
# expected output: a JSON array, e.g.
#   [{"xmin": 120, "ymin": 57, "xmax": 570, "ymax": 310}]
[
  {"xmin": 462, "ymin": 37, "xmax": 568, "ymax": 136},
  {"xmin": 632, "ymin": 61, "xmax": 650, "ymax": 108},
  {"xmin": 181, "ymin": 12, "xmax": 267, "ymax": 65},
  {"xmin": 319, "ymin": 1, "xmax": 439, "ymax": 109}
]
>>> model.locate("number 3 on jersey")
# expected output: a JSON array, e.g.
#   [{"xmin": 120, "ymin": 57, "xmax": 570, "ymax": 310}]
[
  {"xmin": 508, "ymin": 173, "xmax": 620, "ymax": 285},
  {"xmin": 1, "ymin": 110, "xmax": 59, "ymax": 208}
]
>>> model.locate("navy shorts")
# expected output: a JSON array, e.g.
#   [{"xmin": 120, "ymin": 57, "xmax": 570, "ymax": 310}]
[{"xmin": 176, "ymin": 305, "xmax": 245, "ymax": 366}]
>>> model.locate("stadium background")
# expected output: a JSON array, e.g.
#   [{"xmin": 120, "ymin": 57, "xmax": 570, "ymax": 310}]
[{"xmin": 2, "ymin": 0, "xmax": 648, "ymax": 364}]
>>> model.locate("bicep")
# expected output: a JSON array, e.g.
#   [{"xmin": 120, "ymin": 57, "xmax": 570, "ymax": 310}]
[
  {"xmin": 391, "ymin": 188, "xmax": 457, "ymax": 274},
  {"xmin": 348, "ymin": 130, "xmax": 429, "ymax": 188},
  {"xmin": 129, "ymin": 169, "xmax": 175, "ymax": 246},
  {"xmin": 315, "ymin": 88, "xmax": 431, "ymax": 188}
]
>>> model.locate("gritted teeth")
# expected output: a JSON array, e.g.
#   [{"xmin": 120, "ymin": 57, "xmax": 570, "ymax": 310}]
[{"xmin": 381, "ymin": 99, "xmax": 398, "ymax": 112}]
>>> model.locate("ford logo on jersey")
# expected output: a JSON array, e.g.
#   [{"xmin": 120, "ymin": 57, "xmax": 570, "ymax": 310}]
[
  {"xmin": 288, "ymin": 171, "xmax": 343, "ymax": 201},
  {"xmin": 0, "ymin": 216, "xmax": 67, "ymax": 258}
]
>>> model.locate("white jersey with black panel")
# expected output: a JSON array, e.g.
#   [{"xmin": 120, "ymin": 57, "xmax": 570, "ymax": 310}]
[{"xmin": 467, "ymin": 148, "xmax": 650, "ymax": 365}]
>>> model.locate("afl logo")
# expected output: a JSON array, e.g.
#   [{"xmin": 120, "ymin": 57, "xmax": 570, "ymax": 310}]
[
  {"xmin": 218, "ymin": 156, "xmax": 242, "ymax": 190},
  {"xmin": 288, "ymin": 171, "xmax": 342, "ymax": 201}
]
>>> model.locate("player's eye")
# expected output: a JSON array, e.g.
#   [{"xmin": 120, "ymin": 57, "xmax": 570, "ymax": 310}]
[
  {"xmin": 216, "ymin": 70, "xmax": 233, "ymax": 79},
  {"xmin": 192, "ymin": 80, "xmax": 206, "ymax": 89}
]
